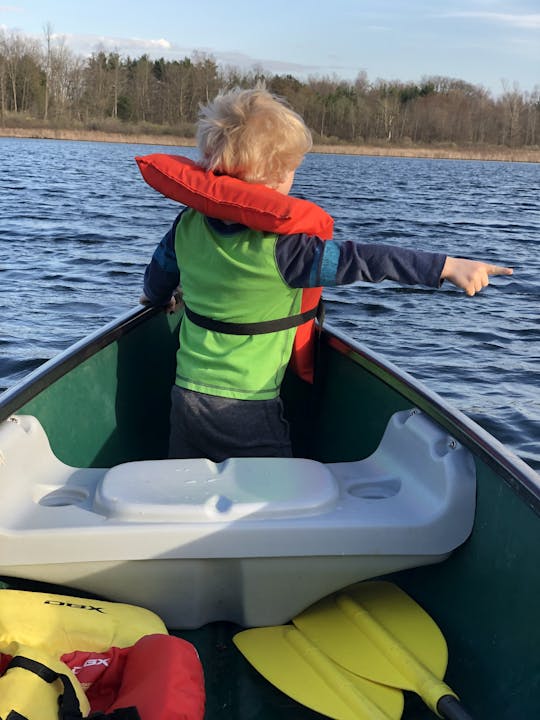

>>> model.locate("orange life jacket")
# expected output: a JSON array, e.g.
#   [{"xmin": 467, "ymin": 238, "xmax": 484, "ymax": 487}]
[{"xmin": 136, "ymin": 153, "xmax": 334, "ymax": 383}]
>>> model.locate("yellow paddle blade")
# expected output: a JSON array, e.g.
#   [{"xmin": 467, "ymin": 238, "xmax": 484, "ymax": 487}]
[
  {"xmin": 293, "ymin": 581, "xmax": 456, "ymax": 714},
  {"xmin": 234, "ymin": 625, "xmax": 403, "ymax": 720}
]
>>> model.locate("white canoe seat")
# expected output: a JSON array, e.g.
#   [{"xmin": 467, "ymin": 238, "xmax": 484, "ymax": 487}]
[
  {"xmin": 0, "ymin": 409, "xmax": 476, "ymax": 627},
  {"xmin": 93, "ymin": 456, "xmax": 339, "ymax": 521}
]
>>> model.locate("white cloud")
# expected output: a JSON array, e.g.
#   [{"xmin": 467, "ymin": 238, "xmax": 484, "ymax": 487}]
[
  {"xmin": 444, "ymin": 12, "xmax": 540, "ymax": 30},
  {"xmin": 132, "ymin": 37, "xmax": 171, "ymax": 51},
  {"xmin": 100, "ymin": 35, "xmax": 172, "ymax": 53},
  {"xmin": 56, "ymin": 32, "xmax": 178, "ymax": 58},
  {"xmin": 213, "ymin": 49, "xmax": 320, "ymax": 75},
  {"xmin": 35, "ymin": 31, "xmax": 323, "ymax": 77}
]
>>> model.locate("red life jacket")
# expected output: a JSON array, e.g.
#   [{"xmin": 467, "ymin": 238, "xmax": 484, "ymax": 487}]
[
  {"xmin": 0, "ymin": 635, "xmax": 204, "ymax": 720},
  {"xmin": 136, "ymin": 153, "xmax": 334, "ymax": 383},
  {"xmin": 63, "ymin": 634, "xmax": 205, "ymax": 719}
]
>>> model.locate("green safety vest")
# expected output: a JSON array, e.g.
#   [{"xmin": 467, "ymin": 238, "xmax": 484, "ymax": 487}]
[{"xmin": 174, "ymin": 209, "xmax": 304, "ymax": 400}]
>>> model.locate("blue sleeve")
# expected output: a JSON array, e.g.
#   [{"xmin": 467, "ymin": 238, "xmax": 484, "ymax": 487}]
[
  {"xmin": 143, "ymin": 214, "xmax": 182, "ymax": 305},
  {"xmin": 275, "ymin": 234, "xmax": 447, "ymax": 289}
]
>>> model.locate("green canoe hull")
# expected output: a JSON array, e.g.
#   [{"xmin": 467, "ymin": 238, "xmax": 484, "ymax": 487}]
[{"xmin": 0, "ymin": 306, "xmax": 538, "ymax": 719}]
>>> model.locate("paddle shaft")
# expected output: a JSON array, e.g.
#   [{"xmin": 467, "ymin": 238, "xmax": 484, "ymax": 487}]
[
  {"xmin": 437, "ymin": 694, "xmax": 474, "ymax": 720},
  {"xmin": 336, "ymin": 594, "xmax": 475, "ymax": 719}
]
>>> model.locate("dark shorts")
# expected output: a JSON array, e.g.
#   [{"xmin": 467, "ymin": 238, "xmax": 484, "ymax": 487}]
[{"xmin": 168, "ymin": 385, "xmax": 292, "ymax": 462}]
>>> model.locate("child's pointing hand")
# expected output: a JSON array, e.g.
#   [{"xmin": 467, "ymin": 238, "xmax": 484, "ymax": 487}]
[{"xmin": 441, "ymin": 257, "xmax": 513, "ymax": 296}]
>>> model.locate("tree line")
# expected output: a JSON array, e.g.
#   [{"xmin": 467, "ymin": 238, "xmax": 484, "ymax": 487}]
[{"xmin": 1, "ymin": 28, "xmax": 539, "ymax": 148}]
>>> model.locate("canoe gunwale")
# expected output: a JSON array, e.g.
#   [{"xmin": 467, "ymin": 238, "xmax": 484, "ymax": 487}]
[{"xmin": 0, "ymin": 307, "xmax": 538, "ymax": 515}]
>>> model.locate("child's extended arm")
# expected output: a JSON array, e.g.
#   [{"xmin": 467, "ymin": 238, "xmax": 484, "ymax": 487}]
[
  {"xmin": 440, "ymin": 257, "xmax": 513, "ymax": 296},
  {"xmin": 275, "ymin": 234, "xmax": 513, "ymax": 296}
]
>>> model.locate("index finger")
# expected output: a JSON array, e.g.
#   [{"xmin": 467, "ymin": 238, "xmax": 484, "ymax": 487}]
[{"xmin": 486, "ymin": 265, "xmax": 513, "ymax": 276}]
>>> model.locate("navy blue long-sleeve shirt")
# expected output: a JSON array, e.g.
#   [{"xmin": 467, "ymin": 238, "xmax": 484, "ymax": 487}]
[{"xmin": 143, "ymin": 212, "xmax": 446, "ymax": 306}]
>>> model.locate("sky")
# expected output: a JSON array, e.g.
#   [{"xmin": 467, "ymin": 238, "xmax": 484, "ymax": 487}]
[{"xmin": 1, "ymin": 0, "xmax": 539, "ymax": 96}]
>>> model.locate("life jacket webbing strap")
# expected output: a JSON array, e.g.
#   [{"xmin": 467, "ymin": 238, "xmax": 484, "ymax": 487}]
[
  {"xmin": 3, "ymin": 656, "xmax": 142, "ymax": 720},
  {"xmin": 5, "ymin": 655, "xmax": 83, "ymax": 720},
  {"xmin": 184, "ymin": 302, "xmax": 320, "ymax": 335}
]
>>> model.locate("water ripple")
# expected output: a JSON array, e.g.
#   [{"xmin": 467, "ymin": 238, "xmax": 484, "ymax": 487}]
[{"xmin": 1, "ymin": 139, "xmax": 539, "ymax": 471}]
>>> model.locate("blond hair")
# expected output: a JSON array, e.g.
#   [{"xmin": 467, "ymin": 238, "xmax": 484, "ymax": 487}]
[{"xmin": 196, "ymin": 85, "xmax": 312, "ymax": 186}]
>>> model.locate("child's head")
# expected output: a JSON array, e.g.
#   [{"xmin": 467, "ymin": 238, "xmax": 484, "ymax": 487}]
[{"xmin": 196, "ymin": 85, "xmax": 312, "ymax": 189}]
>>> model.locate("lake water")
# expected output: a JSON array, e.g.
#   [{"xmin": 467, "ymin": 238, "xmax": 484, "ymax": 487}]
[{"xmin": 0, "ymin": 137, "xmax": 538, "ymax": 471}]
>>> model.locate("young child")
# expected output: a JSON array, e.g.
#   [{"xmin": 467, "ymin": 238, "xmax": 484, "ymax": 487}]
[{"xmin": 141, "ymin": 86, "xmax": 512, "ymax": 462}]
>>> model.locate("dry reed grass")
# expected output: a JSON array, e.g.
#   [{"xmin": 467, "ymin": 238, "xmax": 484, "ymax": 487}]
[{"xmin": 1, "ymin": 126, "xmax": 538, "ymax": 164}]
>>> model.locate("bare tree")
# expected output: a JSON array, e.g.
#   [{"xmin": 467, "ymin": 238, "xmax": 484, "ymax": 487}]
[
  {"xmin": 43, "ymin": 23, "xmax": 53, "ymax": 120},
  {"xmin": 0, "ymin": 30, "xmax": 7, "ymax": 119},
  {"xmin": 500, "ymin": 81, "xmax": 525, "ymax": 146},
  {"xmin": 1, "ymin": 27, "xmax": 538, "ymax": 150}
]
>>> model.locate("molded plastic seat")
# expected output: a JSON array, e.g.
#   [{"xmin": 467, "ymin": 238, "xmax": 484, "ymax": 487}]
[
  {"xmin": 0, "ymin": 409, "xmax": 476, "ymax": 627},
  {"xmin": 94, "ymin": 457, "xmax": 338, "ymax": 521}
]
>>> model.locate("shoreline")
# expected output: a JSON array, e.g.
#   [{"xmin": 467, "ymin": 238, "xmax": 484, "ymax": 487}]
[{"xmin": 1, "ymin": 126, "xmax": 538, "ymax": 163}]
